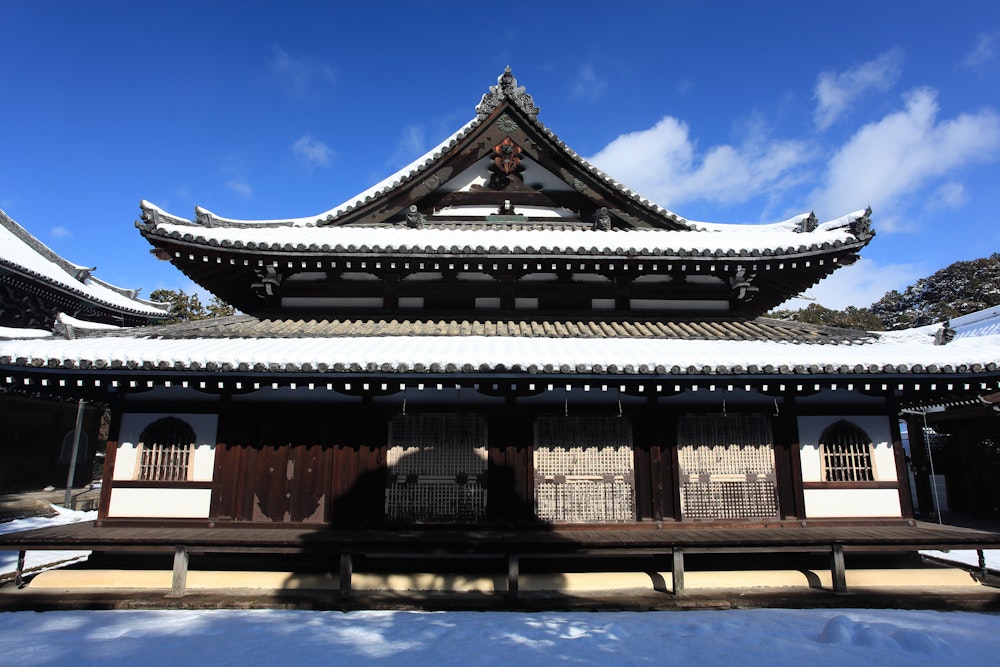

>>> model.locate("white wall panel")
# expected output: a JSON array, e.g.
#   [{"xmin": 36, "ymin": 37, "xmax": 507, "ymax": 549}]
[{"xmin": 107, "ymin": 488, "xmax": 211, "ymax": 518}]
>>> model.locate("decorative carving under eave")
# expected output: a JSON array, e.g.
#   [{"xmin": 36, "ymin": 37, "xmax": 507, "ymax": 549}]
[
  {"xmin": 252, "ymin": 266, "xmax": 283, "ymax": 299},
  {"xmin": 476, "ymin": 67, "xmax": 540, "ymax": 120},
  {"xmin": 796, "ymin": 212, "xmax": 819, "ymax": 233},
  {"xmin": 592, "ymin": 207, "xmax": 612, "ymax": 231},
  {"xmin": 849, "ymin": 206, "xmax": 874, "ymax": 238},
  {"xmin": 405, "ymin": 205, "xmax": 425, "ymax": 228},
  {"xmin": 729, "ymin": 267, "xmax": 759, "ymax": 302},
  {"xmin": 492, "ymin": 137, "xmax": 523, "ymax": 174}
]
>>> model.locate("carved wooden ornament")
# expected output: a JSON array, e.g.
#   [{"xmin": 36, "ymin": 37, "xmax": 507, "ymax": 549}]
[{"xmin": 492, "ymin": 137, "xmax": 523, "ymax": 174}]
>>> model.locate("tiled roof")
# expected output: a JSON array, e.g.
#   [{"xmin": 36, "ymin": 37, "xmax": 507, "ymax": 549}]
[
  {"xmin": 1, "ymin": 208, "xmax": 168, "ymax": 318},
  {"xmin": 138, "ymin": 211, "xmax": 871, "ymax": 260},
  {"xmin": 3, "ymin": 315, "xmax": 999, "ymax": 378},
  {"xmin": 79, "ymin": 314, "xmax": 875, "ymax": 343}
]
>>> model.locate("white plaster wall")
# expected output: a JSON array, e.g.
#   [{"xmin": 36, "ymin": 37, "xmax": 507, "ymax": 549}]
[
  {"xmin": 113, "ymin": 412, "xmax": 218, "ymax": 482},
  {"xmin": 797, "ymin": 415, "xmax": 897, "ymax": 483},
  {"xmin": 803, "ymin": 489, "xmax": 902, "ymax": 518},
  {"xmin": 106, "ymin": 488, "xmax": 212, "ymax": 518},
  {"xmin": 798, "ymin": 414, "xmax": 902, "ymax": 518}
]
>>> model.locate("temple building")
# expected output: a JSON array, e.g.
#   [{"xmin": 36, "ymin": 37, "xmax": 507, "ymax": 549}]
[{"xmin": 3, "ymin": 71, "xmax": 1000, "ymax": 596}]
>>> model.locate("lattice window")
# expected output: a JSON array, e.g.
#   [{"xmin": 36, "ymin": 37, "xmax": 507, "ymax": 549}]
[
  {"xmin": 677, "ymin": 414, "xmax": 779, "ymax": 520},
  {"xmin": 534, "ymin": 415, "xmax": 635, "ymax": 523},
  {"xmin": 820, "ymin": 420, "xmax": 875, "ymax": 482},
  {"xmin": 385, "ymin": 414, "xmax": 488, "ymax": 522},
  {"xmin": 136, "ymin": 417, "xmax": 195, "ymax": 482}
]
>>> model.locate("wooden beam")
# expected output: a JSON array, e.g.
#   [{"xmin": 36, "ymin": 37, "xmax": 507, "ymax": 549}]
[
  {"xmin": 672, "ymin": 547, "xmax": 685, "ymax": 595},
  {"xmin": 170, "ymin": 545, "xmax": 189, "ymax": 596},
  {"xmin": 831, "ymin": 544, "xmax": 847, "ymax": 593}
]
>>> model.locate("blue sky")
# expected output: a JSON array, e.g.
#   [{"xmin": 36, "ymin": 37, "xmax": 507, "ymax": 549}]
[{"xmin": 1, "ymin": 1, "xmax": 998, "ymax": 310}]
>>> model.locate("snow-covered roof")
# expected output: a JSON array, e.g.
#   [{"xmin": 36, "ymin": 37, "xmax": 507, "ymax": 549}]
[
  {"xmin": 951, "ymin": 305, "xmax": 1000, "ymax": 339},
  {"xmin": 136, "ymin": 70, "xmax": 872, "ymax": 261},
  {"xmin": 1, "ymin": 319, "xmax": 997, "ymax": 377},
  {"xmin": 0, "ymin": 209, "xmax": 168, "ymax": 318},
  {"xmin": 138, "ymin": 208, "xmax": 871, "ymax": 259}
]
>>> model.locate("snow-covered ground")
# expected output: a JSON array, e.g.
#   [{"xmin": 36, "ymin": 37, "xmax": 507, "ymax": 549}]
[
  {"xmin": 2, "ymin": 607, "xmax": 1000, "ymax": 666},
  {"xmin": 4, "ymin": 511, "xmax": 1000, "ymax": 665},
  {"xmin": 0, "ymin": 505, "xmax": 95, "ymax": 578}
]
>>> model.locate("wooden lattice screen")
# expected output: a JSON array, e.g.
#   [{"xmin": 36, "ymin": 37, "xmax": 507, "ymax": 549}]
[
  {"xmin": 385, "ymin": 414, "xmax": 488, "ymax": 522},
  {"xmin": 137, "ymin": 416, "xmax": 195, "ymax": 482},
  {"xmin": 820, "ymin": 420, "xmax": 875, "ymax": 482},
  {"xmin": 677, "ymin": 414, "xmax": 778, "ymax": 520},
  {"xmin": 533, "ymin": 415, "xmax": 635, "ymax": 523}
]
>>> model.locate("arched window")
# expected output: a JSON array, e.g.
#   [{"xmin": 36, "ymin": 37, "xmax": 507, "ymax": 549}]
[
  {"xmin": 819, "ymin": 420, "xmax": 875, "ymax": 482},
  {"xmin": 137, "ymin": 417, "xmax": 196, "ymax": 482}
]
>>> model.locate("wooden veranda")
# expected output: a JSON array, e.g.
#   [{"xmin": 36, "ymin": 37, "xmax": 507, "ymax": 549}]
[{"xmin": 4, "ymin": 521, "xmax": 1000, "ymax": 597}]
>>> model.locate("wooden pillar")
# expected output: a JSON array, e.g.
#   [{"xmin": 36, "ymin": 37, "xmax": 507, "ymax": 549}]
[
  {"xmin": 906, "ymin": 416, "xmax": 935, "ymax": 518},
  {"xmin": 888, "ymin": 397, "xmax": 915, "ymax": 519},
  {"xmin": 773, "ymin": 395, "xmax": 805, "ymax": 520},
  {"xmin": 96, "ymin": 401, "xmax": 123, "ymax": 524},
  {"xmin": 830, "ymin": 545, "xmax": 847, "ymax": 593},
  {"xmin": 15, "ymin": 551, "xmax": 26, "ymax": 588},
  {"xmin": 339, "ymin": 552, "xmax": 353, "ymax": 597},
  {"xmin": 672, "ymin": 548, "xmax": 685, "ymax": 595},
  {"xmin": 170, "ymin": 545, "xmax": 189, "ymax": 596},
  {"xmin": 507, "ymin": 553, "xmax": 520, "ymax": 597}
]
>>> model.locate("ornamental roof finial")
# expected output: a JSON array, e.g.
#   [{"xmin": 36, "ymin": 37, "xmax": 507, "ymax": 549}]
[{"xmin": 476, "ymin": 67, "xmax": 540, "ymax": 120}]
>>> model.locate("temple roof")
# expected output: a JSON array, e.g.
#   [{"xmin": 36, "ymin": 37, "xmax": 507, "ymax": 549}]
[
  {"xmin": 2, "ymin": 314, "xmax": 998, "ymax": 380},
  {"xmin": 138, "ymin": 205, "xmax": 872, "ymax": 260},
  {"xmin": 0, "ymin": 208, "xmax": 169, "ymax": 329},
  {"xmin": 136, "ymin": 70, "xmax": 874, "ymax": 317}
]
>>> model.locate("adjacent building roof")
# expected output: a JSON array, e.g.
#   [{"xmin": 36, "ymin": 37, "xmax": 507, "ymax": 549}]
[{"xmin": 0, "ymin": 208, "xmax": 169, "ymax": 330}]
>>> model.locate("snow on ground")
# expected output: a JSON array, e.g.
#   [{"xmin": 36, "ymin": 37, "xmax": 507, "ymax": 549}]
[
  {"xmin": 3, "ymin": 512, "xmax": 1000, "ymax": 665},
  {"xmin": 1, "ymin": 607, "xmax": 1000, "ymax": 666},
  {"xmin": 0, "ymin": 506, "xmax": 95, "ymax": 576}
]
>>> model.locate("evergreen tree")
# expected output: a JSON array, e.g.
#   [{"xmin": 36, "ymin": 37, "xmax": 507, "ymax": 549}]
[
  {"xmin": 149, "ymin": 289, "xmax": 237, "ymax": 323},
  {"xmin": 768, "ymin": 253, "xmax": 1000, "ymax": 331}
]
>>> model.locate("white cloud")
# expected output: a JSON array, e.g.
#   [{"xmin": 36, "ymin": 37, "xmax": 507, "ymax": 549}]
[
  {"xmin": 927, "ymin": 181, "xmax": 967, "ymax": 210},
  {"xmin": 227, "ymin": 180, "xmax": 253, "ymax": 198},
  {"xmin": 809, "ymin": 87, "xmax": 1000, "ymax": 224},
  {"xmin": 784, "ymin": 258, "xmax": 923, "ymax": 310},
  {"xmin": 587, "ymin": 116, "xmax": 811, "ymax": 211},
  {"xmin": 387, "ymin": 125, "xmax": 426, "ymax": 168},
  {"xmin": 814, "ymin": 49, "xmax": 903, "ymax": 130},
  {"xmin": 570, "ymin": 64, "xmax": 608, "ymax": 102},
  {"xmin": 268, "ymin": 47, "xmax": 336, "ymax": 98},
  {"xmin": 49, "ymin": 226, "xmax": 72, "ymax": 239},
  {"xmin": 292, "ymin": 134, "xmax": 334, "ymax": 170},
  {"xmin": 962, "ymin": 33, "xmax": 997, "ymax": 69}
]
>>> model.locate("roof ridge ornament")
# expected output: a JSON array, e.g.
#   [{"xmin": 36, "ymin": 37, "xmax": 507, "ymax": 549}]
[
  {"xmin": 476, "ymin": 67, "xmax": 540, "ymax": 120},
  {"xmin": 849, "ymin": 206, "xmax": 874, "ymax": 239}
]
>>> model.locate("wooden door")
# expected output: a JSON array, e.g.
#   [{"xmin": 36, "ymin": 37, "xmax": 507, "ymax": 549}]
[
  {"xmin": 211, "ymin": 410, "xmax": 332, "ymax": 524},
  {"xmin": 251, "ymin": 442, "xmax": 330, "ymax": 523}
]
